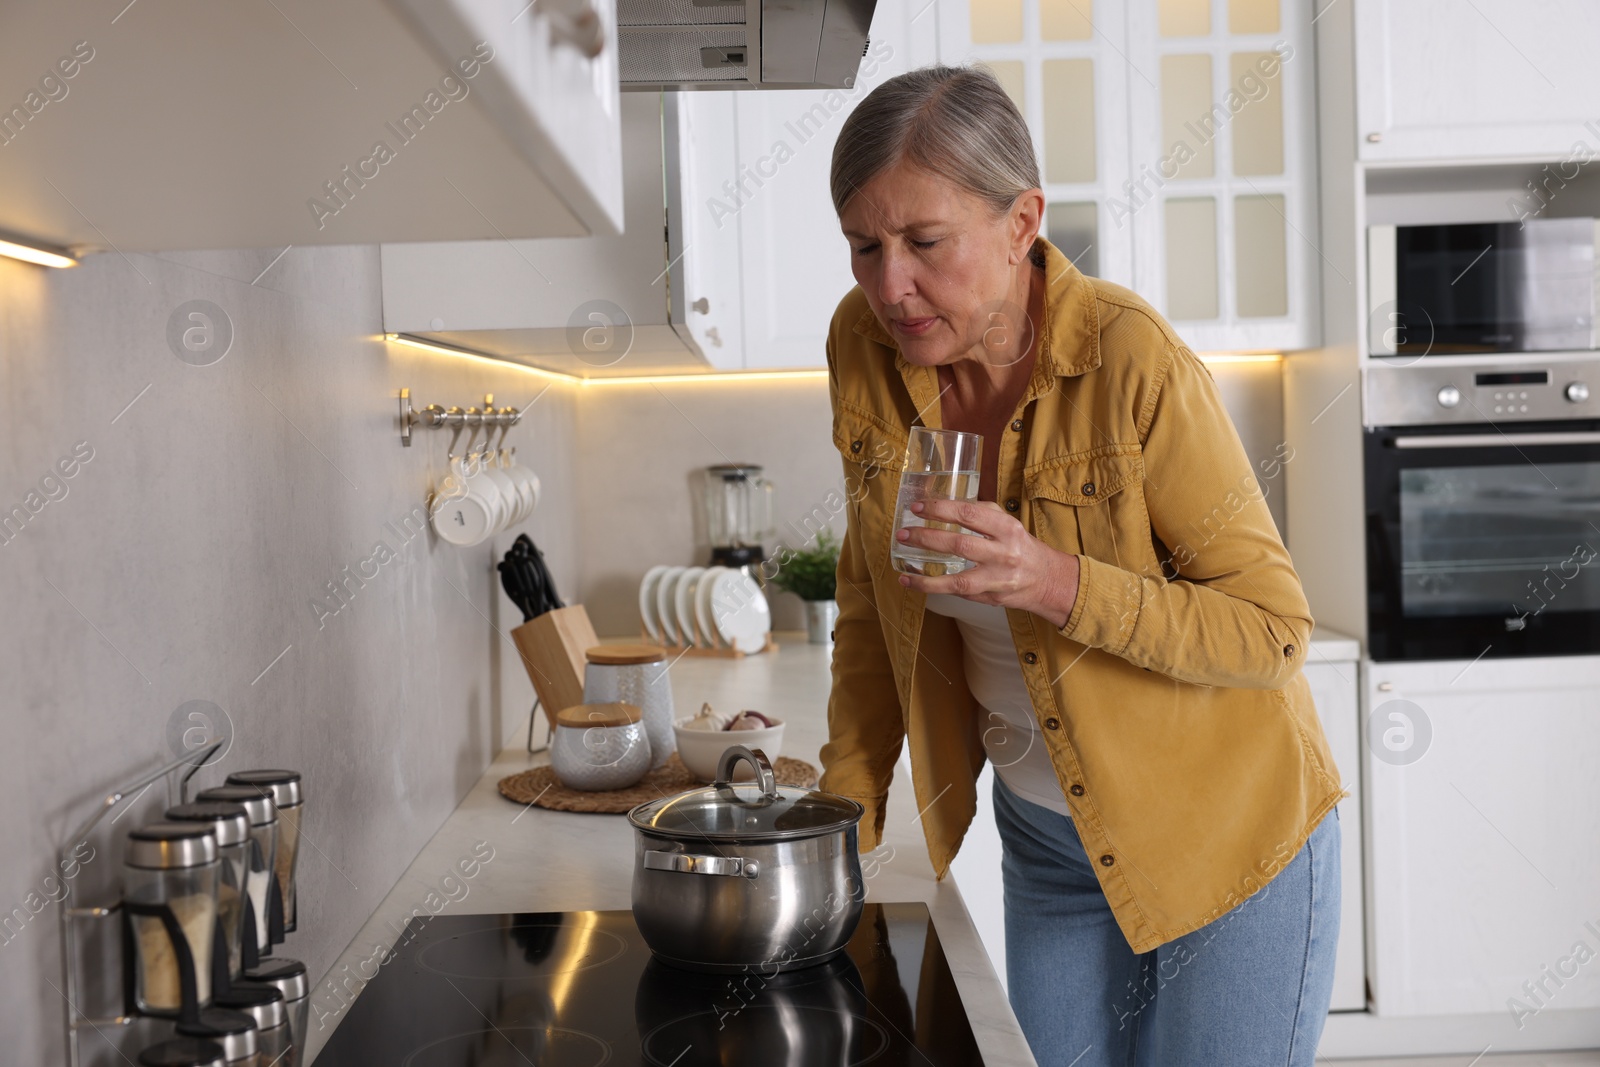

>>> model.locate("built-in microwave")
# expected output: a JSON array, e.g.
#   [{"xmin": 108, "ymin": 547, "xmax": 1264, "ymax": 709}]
[{"xmin": 1368, "ymin": 218, "xmax": 1600, "ymax": 356}]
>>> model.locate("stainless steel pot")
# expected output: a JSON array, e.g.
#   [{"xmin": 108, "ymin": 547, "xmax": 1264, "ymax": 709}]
[{"xmin": 627, "ymin": 745, "xmax": 865, "ymax": 974}]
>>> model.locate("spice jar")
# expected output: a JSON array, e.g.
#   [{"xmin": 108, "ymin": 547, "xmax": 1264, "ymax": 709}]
[
  {"xmin": 196, "ymin": 786, "xmax": 278, "ymax": 955},
  {"xmin": 241, "ymin": 957, "xmax": 307, "ymax": 1062},
  {"xmin": 584, "ymin": 645, "xmax": 676, "ymax": 768},
  {"xmin": 124, "ymin": 822, "xmax": 219, "ymax": 1016},
  {"xmin": 166, "ymin": 802, "xmax": 251, "ymax": 982},
  {"xmin": 138, "ymin": 1037, "xmax": 226, "ymax": 1067},
  {"xmin": 227, "ymin": 984, "xmax": 289, "ymax": 1067},
  {"xmin": 225, "ymin": 770, "xmax": 303, "ymax": 934},
  {"xmin": 549, "ymin": 702, "xmax": 652, "ymax": 790},
  {"xmin": 177, "ymin": 1006, "xmax": 259, "ymax": 1067}
]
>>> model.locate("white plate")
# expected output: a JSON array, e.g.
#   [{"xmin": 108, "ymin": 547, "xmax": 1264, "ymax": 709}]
[
  {"xmin": 674, "ymin": 566, "xmax": 707, "ymax": 647},
  {"xmin": 638, "ymin": 565, "xmax": 670, "ymax": 641},
  {"xmin": 711, "ymin": 570, "xmax": 770, "ymax": 653},
  {"xmin": 695, "ymin": 566, "xmax": 725, "ymax": 649},
  {"xmin": 655, "ymin": 566, "xmax": 688, "ymax": 645}
]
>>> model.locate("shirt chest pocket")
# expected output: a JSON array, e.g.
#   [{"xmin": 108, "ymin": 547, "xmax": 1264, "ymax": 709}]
[
  {"xmin": 833, "ymin": 406, "xmax": 906, "ymax": 580},
  {"xmin": 1025, "ymin": 450, "xmax": 1160, "ymax": 575}
]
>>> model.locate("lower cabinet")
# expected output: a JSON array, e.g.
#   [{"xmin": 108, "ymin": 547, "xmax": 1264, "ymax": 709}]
[{"xmin": 1364, "ymin": 655, "xmax": 1600, "ymax": 1016}]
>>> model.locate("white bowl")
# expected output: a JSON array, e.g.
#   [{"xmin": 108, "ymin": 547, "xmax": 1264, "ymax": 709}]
[{"xmin": 673, "ymin": 717, "xmax": 784, "ymax": 782}]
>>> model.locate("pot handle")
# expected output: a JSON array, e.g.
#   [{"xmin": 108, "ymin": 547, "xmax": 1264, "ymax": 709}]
[
  {"xmin": 713, "ymin": 745, "xmax": 777, "ymax": 799},
  {"xmin": 643, "ymin": 850, "xmax": 759, "ymax": 879}
]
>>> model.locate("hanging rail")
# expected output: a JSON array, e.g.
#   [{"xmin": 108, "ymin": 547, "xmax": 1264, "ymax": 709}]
[{"xmin": 399, "ymin": 389, "xmax": 523, "ymax": 447}]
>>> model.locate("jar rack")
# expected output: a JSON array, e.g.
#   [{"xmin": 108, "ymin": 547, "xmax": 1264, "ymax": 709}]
[
  {"xmin": 58, "ymin": 742, "xmax": 223, "ymax": 1067},
  {"xmin": 398, "ymin": 388, "xmax": 524, "ymax": 447}
]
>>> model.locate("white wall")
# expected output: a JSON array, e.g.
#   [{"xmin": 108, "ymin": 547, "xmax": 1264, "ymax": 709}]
[{"xmin": 0, "ymin": 247, "xmax": 580, "ymax": 1065}]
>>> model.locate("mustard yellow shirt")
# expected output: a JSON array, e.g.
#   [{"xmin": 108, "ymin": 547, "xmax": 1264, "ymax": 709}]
[{"xmin": 818, "ymin": 236, "xmax": 1343, "ymax": 953}]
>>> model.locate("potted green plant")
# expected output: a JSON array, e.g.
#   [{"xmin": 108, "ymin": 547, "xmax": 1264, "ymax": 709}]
[{"xmin": 769, "ymin": 529, "xmax": 840, "ymax": 644}]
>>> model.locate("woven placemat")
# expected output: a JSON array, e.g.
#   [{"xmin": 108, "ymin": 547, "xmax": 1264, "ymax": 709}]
[{"xmin": 498, "ymin": 752, "xmax": 820, "ymax": 814}]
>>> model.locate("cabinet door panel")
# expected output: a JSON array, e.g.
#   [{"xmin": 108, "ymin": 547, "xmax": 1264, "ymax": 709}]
[
  {"xmin": 1304, "ymin": 658, "xmax": 1366, "ymax": 1012},
  {"xmin": 1364, "ymin": 657, "xmax": 1600, "ymax": 1016},
  {"xmin": 1356, "ymin": 0, "xmax": 1600, "ymax": 162}
]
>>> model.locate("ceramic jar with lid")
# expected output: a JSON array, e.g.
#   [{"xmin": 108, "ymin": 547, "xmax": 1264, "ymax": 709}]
[
  {"xmin": 123, "ymin": 822, "xmax": 220, "ymax": 1016},
  {"xmin": 583, "ymin": 645, "xmax": 675, "ymax": 768},
  {"xmin": 224, "ymin": 771, "xmax": 303, "ymax": 934},
  {"xmin": 549, "ymin": 702, "xmax": 652, "ymax": 790},
  {"xmin": 195, "ymin": 786, "xmax": 278, "ymax": 955},
  {"xmin": 165, "ymin": 802, "xmax": 250, "ymax": 982}
]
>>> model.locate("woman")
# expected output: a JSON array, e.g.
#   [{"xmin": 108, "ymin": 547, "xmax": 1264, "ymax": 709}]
[{"xmin": 817, "ymin": 66, "xmax": 1343, "ymax": 1067}]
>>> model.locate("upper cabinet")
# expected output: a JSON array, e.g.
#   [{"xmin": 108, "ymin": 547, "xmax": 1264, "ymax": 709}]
[
  {"xmin": 1356, "ymin": 0, "xmax": 1600, "ymax": 164},
  {"xmin": 667, "ymin": 0, "xmax": 939, "ymax": 371},
  {"xmin": 936, "ymin": 0, "xmax": 1321, "ymax": 352},
  {"xmin": 0, "ymin": 0, "xmax": 622, "ymax": 252}
]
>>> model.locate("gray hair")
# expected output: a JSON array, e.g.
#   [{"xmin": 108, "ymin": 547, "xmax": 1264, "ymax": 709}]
[{"xmin": 830, "ymin": 65, "xmax": 1040, "ymax": 218}]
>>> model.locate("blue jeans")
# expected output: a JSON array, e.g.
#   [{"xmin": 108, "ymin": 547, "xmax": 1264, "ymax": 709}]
[{"xmin": 994, "ymin": 776, "xmax": 1340, "ymax": 1067}]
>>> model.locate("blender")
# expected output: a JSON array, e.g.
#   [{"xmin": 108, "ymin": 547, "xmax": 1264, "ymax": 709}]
[{"xmin": 700, "ymin": 464, "xmax": 774, "ymax": 569}]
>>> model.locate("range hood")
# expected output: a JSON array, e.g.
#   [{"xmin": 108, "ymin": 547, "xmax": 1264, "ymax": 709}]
[{"xmin": 618, "ymin": 0, "xmax": 876, "ymax": 90}]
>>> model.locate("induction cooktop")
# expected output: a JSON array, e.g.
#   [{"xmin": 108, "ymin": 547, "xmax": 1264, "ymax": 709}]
[{"xmin": 316, "ymin": 901, "xmax": 985, "ymax": 1065}]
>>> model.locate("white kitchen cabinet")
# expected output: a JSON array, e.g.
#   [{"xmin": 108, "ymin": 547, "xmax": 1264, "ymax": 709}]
[
  {"xmin": 381, "ymin": 93, "xmax": 712, "ymax": 377},
  {"xmin": 666, "ymin": 1, "xmax": 938, "ymax": 370},
  {"xmin": 935, "ymin": 0, "xmax": 1319, "ymax": 351},
  {"xmin": 1363, "ymin": 655, "xmax": 1600, "ymax": 1016},
  {"xmin": 0, "ymin": 0, "xmax": 621, "ymax": 252},
  {"xmin": 1302, "ymin": 632, "xmax": 1367, "ymax": 1013},
  {"xmin": 1355, "ymin": 0, "xmax": 1600, "ymax": 163}
]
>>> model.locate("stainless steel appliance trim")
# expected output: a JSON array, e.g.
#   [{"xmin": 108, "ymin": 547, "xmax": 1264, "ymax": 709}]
[
  {"xmin": 644, "ymin": 850, "xmax": 758, "ymax": 878},
  {"xmin": 1391, "ymin": 431, "xmax": 1600, "ymax": 448}
]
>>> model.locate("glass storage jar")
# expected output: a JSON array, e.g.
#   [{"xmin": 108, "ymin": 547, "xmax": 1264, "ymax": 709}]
[
  {"xmin": 123, "ymin": 821, "xmax": 219, "ymax": 1016},
  {"xmin": 225, "ymin": 770, "xmax": 303, "ymax": 934},
  {"xmin": 196, "ymin": 786, "xmax": 278, "ymax": 955},
  {"xmin": 242, "ymin": 957, "xmax": 307, "ymax": 1063},
  {"xmin": 165, "ymin": 802, "xmax": 251, "ymax": 981}
]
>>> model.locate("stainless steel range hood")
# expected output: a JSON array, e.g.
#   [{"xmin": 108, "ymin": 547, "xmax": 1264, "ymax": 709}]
[{"xmin": 618, "ymin": 0, "xmax": 876, "ymax": 90}]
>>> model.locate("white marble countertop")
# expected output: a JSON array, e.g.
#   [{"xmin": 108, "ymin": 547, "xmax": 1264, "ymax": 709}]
[
  {"xmin": 1310, "ymin": 625, "xmax": 1361, "ymax": 662},
  {"xmin": 305, "ymin": 631, "xmax": 1038, "ymax": 1066}
]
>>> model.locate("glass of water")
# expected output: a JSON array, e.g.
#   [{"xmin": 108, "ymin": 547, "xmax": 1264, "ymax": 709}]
[{"xmin": 890, "ymin": 426, "xmax": 984, "ymax": 576}]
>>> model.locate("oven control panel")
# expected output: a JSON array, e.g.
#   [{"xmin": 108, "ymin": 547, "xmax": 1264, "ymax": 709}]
[{"xmin": 1366, "ymin": 358, "xmax": 1597, "ymax": 426}]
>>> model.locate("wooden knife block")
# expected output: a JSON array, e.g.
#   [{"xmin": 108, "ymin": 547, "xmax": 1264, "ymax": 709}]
[{"xmin": 511, "ymin": 605, "xmax": 598, "ymax": 730}]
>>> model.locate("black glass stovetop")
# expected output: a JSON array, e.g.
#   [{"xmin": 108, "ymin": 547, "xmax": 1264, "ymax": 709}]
[{"xmin": 316, "ymin": 901, "xmax": 985, "ymax": 1065}]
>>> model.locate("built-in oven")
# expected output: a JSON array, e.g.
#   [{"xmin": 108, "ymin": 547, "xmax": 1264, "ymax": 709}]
[
  {"xmin": 1365, "ymin": 358, "xmax": 1600, "ymax": 661},
  {"xmin": 1368, "ymin": 218, "xmax": 1600, "ymax": 356}
]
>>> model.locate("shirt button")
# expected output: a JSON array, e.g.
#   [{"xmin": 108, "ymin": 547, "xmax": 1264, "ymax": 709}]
[
  {"xmin": 1044, "ymin": 716, "xmax": 1060, "ymax": 730},
  {"xmin": 1070, "ymin": 783, "xmax": 1085, "ymax": 796},
  {"xmin": 1099, "ymin": 854, "xmax": 1115, "ymax": 867},
  {"xmin": 1005, "ymin": 498, "xmax": 1020, "ymax": 512},
  {"xmin": 1010, "ymin": 419, "xmax": 1024, "ymax": 432},
  {"xmin": 850, "ymin": 440, "xmax": 863, "ymax": 453},
  {"xmin": 1284, "ymin": 643, "xmax": 1296, "ymax": 657},
  {"xmin": 1023, "ymin": 651, "xmax": 1038, "ymax": 665},
  {"xmin": 1082, "ymin": 482, "xmax": 1096, "ymax": 496}
]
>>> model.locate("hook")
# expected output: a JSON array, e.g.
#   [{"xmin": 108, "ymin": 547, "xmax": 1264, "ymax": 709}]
[{"xmin": 445, "ymin": 406, "xmax": 466, "ymax": 459}]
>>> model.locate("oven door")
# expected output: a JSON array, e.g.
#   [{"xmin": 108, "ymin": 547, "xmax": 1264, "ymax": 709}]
[{"xmin": 1365, "ymin": 421, "xmax": 1600, "ymax": 660}]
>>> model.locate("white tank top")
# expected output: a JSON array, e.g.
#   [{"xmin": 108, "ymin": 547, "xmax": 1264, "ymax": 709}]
[{"xmin": 924, "ymin": 594, "xmax": 1071, "ymax": 817}]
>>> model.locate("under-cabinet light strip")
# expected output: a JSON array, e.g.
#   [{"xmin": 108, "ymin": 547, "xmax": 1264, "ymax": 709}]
[
  {"xmin": 0, "ymin": 233, "xmax": 78, "ymax": 269},
  {"xmin": 385, "ymin": 333, "xmax": 1281, "ymax": 382}
]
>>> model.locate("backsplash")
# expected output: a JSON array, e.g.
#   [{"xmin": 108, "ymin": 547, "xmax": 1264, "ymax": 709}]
[{"xmin": 0, "ymin": 248, "xmax": 580, "ymax": 1065}]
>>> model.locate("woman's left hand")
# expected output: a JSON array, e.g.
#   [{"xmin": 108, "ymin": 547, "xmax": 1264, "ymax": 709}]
[{"xmin": 896, "ymin": 499, "xmax": 1081, "ymax": 628}]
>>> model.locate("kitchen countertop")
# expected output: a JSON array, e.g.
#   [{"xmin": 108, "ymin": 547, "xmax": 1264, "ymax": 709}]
[
  {"xmin": 304, "ymin": 624, "xmax": 1363, "ymax": 1064},
  {"xmin": 305, "ymin": 632, "xmax": 1039, "ymax": 1066}
]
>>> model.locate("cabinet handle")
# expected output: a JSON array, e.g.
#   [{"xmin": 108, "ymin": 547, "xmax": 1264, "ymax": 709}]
[
  {"xmin": 542, "ymin": 0, "xmax": 605, "ymax": 59},
  {"xmin": 1366, "ymin": 132, "xmax": 1383, "ymax": 143},
  {"xmin": 1377, "ymin": 681, "xmax": 1394, "ymax": 692},
  {"xmin": 691, "ymin": 297, "xmax": 710, "ymax": 314}
]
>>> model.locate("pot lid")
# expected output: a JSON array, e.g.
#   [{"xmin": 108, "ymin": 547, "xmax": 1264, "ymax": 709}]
[{"xmin": 628, "ymin": 745, "xmax": 862, "ymax": 842}]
